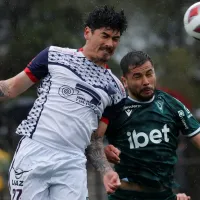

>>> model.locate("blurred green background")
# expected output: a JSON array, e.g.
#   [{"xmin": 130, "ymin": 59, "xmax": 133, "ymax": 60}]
[{"xmin": 0, "ymin": 0, "xmax": 200, "ymax": 199}]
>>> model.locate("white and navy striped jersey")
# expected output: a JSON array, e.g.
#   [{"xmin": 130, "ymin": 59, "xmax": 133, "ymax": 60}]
[{"xmin": 16, "ymin": 46, "xmax": 126, "ymax": 153}]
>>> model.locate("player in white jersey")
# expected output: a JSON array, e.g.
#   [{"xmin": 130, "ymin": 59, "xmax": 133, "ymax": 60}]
[{"xmin": 0, "ymin": 5, "xmax": 128, "ymax": 200}]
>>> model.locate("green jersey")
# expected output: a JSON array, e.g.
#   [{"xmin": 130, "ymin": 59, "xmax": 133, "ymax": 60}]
[{"xmin": 105, "ymin": 90, "xmax": 200, "ymax": 189}]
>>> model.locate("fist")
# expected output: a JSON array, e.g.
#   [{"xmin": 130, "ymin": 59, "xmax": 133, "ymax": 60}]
[
  {"xmin": 176, "ymin": 193, "xmax": 191, "ymax": 200},
  {"xmin": 104, "ymin": 145, "xmax": 120, "ymax": 164},
  {"xmin": 103, "ymin": 170, "xmax": 121, "ymax": 194}
]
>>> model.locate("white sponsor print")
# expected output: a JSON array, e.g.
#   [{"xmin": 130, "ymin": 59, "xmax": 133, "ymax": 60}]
[
  {"xmin": 127, "ymin": 124, "xmax": 170, "ymax": 149},
  {"xmin": 178, "ymin": 110, "xmax": 185, "ymax": 117},
  {"xmin": 155, "ymin": 100, "xmax": 164, "ymax": 112},
  {"xmin": 123, "ymin": 105, "xmax": 141, "ymax": 117},
  {"xmin": 125, "ymin": 109, "xmax": 132, "ymax": 116},
  {"xmin": 178, "ymin": 110, "xmax": 189, "ymax": 129}
]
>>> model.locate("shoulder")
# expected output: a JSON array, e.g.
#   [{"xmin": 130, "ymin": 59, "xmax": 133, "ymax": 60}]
[
  {"xmin": 49, "ymin": 46, "xmax": 76, "ymax": 53},
  {"xmin": 155, "ymin": 89, "xmax": 188, "ymax": 113},
  {"xmin": 107, "ymin": 69, "xmax": 126, "ymax": 99},
  {"xmin": 156, "ymin": 89, "xmax": 172, "ymax": 98},
  {"xmin": 103, "ymin": 97, "xmax": 127, "ymax": 120},
  {"xmin": 156, "ymin": 89, "xmax": 179, "ymax": 103},
  {"xmin": 115, "ymin": 97, "xmax": 127, "ymax": 111},
  {"xmin": 48, "ymin": 46, "xmax": 82, "ymax": 56}
]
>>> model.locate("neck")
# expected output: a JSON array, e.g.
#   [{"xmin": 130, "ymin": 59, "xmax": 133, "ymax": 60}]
[
  {"xmin": 128, "ymin": 91, "xmax": 154, "ymax": 102},
  {"xmin": 128, "ymin": 92, "xmax": 138, "ymax": 101},
  {"xmin": 81, "ymin": 45, "xmax": 106, "ymax": 67}
]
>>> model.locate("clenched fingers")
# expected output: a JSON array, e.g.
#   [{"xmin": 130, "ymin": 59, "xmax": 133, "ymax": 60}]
[{"xmin": 176, "ymin": 193, "xmax": 191, "ymax": 200}]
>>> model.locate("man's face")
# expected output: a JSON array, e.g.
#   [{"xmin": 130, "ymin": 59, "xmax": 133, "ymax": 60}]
[
  {"xmin": 84, "ymin": 27, "xmax": 120, "ymax": 63},
  {"xmin": 122, "ymin": 61, "xmax": 156, "ymax": 101}
]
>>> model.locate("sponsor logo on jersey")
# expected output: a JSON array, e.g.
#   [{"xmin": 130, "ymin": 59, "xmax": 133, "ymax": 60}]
[
  {"xmin": 13, "ymin": 168, "xmax": 32, "ymax": 179},
  {"xmin": 127, "ymin": 124, "xmax": 170, "ymax": 149},
  {"xmin": 11, "ymin": 167, "xmax": 32, "ymax": 187},
  {"xmin": 123, "ymin": 105, "xmax": 142, "ymax": 110},
  {"xmin": 125, "ymin": 109, "xmax": 132, "ymax": 116},
  {"xmin": 184, "ymin": 105, "xmax": 193, "ymax": 118},
  {"xmin": 155, "ymin": 99, "xmax": 164, "ymax": 112},
  {"xmin": 123, "ymin": 105, "xmax": 141, "ymax": 116},
  {"xmin": 178, "ymin": 110, "xmax": 185, "ymax": 117},
  {"xmin": 123, "ymin": 105, "xmax": 142, "ymax": 117},
  {"xmin": 175, "ymin": 98, "xmax": 192, "ymax": 118},
  {"xmin": 58, "ymin": 84, "xmax": 101, "ymax": 116},
  {"xmin": 178, "ymin": 110, "xmax": 189, "ymax": 129},
  {"xmin": 12, "ymin": 180, "xmax": 24, "ymax": 186}
]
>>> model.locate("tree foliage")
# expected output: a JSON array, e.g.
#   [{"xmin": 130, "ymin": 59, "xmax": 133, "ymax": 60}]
[
  {"xmin": 0, "ymin": 0, "xmax": 199, "ymax": 107},
  {"xmin": 0, "ymin": 0, "xmax": 200, "ymax": 199}
]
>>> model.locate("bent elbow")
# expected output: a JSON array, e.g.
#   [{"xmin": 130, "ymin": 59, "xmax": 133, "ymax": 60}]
[{"xmin": 8, "ymin": 91, "xmax": 18, "ymax": 98}]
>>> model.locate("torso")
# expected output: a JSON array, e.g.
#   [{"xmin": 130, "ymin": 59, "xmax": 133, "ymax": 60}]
[
  {"xmin": 17, "ymin": 46, "xmax": 126, "ymax": 154},
  {"xmin": 106, "ymin": 90, "xmax": 200, "ymax": 188}
]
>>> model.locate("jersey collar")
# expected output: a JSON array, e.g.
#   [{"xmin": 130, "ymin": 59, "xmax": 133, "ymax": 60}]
[
  {"xmin": 78, "ymin": 48, "xmax": 109, "ymax": 69},
  {"xmin": 128, "ymin": 95, "xmax": 155, "ymax": 104}
]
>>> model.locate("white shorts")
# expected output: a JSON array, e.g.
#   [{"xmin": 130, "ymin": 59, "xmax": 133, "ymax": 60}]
[{"xmin": 9, "ymin": 137, "xmax": 88, "ymax": 200}]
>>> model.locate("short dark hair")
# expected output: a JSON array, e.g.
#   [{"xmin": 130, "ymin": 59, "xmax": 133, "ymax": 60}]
[
  {"xmin": 120, "ymin": 51, "xmax": 153, "ymax": 76},
  {"xmin": 84, "ymin": 5, "xmax": 127, "ymax": 35}
]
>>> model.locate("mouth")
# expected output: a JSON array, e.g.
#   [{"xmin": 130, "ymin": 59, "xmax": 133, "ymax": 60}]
[
  {"xmin": 141, "ymin": 88, "xmax": 153, "ymax": 95},
  {"xmin": 100, "ymin": 48, "xmax": 113, "ymax": 55}
]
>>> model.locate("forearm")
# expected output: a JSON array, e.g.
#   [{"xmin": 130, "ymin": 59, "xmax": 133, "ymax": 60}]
[
  {"xmin": 0, "ymin": 80, "xmax": 11, "ymax": 100},
  {"xmin": 0, "ymin": 72, "xmax": 35, "ymax": 100},
  {"xmin": 86, "ymin": 132, "xmax": 113, "ymax": 176}
]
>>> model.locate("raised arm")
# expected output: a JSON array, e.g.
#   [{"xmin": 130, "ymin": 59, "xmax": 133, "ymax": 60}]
[
  {"xmin": 86, "ymin": 121, "xmax": 121, "ymax": 194},
  {"xmin": 0, "ymin": 46, "xmax": 51, "ymax": 101},
  {"xmin": 0, "ymin": 71, "xmax": 34, "ymax": 100},
  {"xmin": 0, "ymin": 47, "xmax": 50, "ymax": 101}
]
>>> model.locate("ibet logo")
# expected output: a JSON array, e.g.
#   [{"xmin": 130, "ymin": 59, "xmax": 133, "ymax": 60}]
[{"xmin": 127, "ymin": 124, "xmax": 170, "ymax": 149}]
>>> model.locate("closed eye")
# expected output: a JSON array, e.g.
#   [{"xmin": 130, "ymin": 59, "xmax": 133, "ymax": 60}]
[{"xmin": 133, "ymin": 74, "xmax": 142, "ymax": 79}]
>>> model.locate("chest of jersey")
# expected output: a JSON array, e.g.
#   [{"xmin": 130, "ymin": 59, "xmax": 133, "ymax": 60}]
[
  {"xmin": 46, "ymin": 50, "xmax": 124, "ymax": 118},
  {"xmin": 108, "ymin": 100, "xmax": 179, "ymax": 150}
]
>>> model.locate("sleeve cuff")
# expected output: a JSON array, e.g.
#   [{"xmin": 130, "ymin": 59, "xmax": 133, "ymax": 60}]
[
  {"xmin": 100, "ymin": 117, "xmax": 109, "ymax": 125},
  {"xmin": 24, "ymin": 67, "xmax": 39, "ymax": 83}
]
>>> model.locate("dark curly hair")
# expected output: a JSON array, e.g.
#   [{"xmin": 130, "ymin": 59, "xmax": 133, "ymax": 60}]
[
  {"xmin": 120, "ymin": 51, "xmax": 154, "ymax": 76},
  {"xmin": 84, "ymin": 5, "xmax": 127, "ymax": 35}
]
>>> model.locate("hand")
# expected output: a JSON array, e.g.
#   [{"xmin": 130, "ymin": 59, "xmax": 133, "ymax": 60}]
[
  {"xmin": 104, "ymin": 145, "xmax": 121, "ymax": 164},
  {"xmin": 176, "ymin": 193, "xmax": 191, "ymax": 200},
  {"xmin": 103, "ymin": 170, "xmax": 121, "ymax": 194}
]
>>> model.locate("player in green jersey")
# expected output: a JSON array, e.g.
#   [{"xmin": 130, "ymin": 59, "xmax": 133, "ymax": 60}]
[{"xmin": 96, "ymin": 50, "xmax": 199, "ymax": 199}]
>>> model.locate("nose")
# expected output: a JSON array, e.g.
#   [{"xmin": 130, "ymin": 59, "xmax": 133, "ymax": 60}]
[
  {"xmin": 142, "ymin": 76, "xmax": 149, "ymax": 86},
  {"xmin": 105, "ymin": 38, "xmax": 114, "ymax": 48}
]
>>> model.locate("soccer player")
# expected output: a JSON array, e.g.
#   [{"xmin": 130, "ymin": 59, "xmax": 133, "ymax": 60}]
[
  {"xmin": 1, "ymin": 5, "xmax": 127, "ymax": 200},
  {"xmin": 93, "ymin": 50, "xmax": 199, "ymax": 200}
]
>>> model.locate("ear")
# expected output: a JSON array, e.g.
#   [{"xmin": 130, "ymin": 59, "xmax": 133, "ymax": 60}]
[
  {"xmin": 121, "ymin": 76, "xmax": 128, "ymax": 89},
  {"xmin": 84, "ymin": 26, "xmax": 92, "ymax": 40}
]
